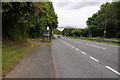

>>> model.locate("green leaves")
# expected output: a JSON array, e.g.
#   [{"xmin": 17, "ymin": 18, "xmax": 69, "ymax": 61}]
[
  {"xmin": 2, "ymin": 2, "xmax": 58, "ymax": 40},
  {"xmin": 86, "ymin": 1, "xmax": 120, "ymax": 38}
]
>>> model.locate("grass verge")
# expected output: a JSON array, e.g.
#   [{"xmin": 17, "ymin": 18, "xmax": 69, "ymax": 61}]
[
  {"xmin": 2, "ymin": 39, "xmax": 39, "ymax": 77},
  {"xmin": 41, "ymin": 42, "xmax": 52, "ymax": 46}
]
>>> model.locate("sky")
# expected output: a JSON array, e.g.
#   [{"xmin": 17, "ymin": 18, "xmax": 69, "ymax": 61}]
[{"xmin": 52, "ymin": 0, "xmax": 112, "ymax": 31}]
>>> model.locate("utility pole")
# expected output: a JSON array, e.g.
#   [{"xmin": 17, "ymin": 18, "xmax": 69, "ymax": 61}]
[{"xmin": 104, "ymin": 6, "xmax": 107, "ymax": 39}]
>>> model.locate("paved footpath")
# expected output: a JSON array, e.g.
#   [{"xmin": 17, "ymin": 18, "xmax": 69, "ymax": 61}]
[{"xmin": 6, "ymin": 45, "xmax": 56, "ymax": 78}]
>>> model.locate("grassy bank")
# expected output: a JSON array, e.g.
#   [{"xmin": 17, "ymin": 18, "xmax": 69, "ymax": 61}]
[{"xmin": 2, "ymin": 39, "xmax": 40, "ymax": 77}]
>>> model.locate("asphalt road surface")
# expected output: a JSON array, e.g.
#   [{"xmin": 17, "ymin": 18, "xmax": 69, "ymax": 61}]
[{"xmin": 52, "ymin": 36, "xmax": 119, "ymax": 78}]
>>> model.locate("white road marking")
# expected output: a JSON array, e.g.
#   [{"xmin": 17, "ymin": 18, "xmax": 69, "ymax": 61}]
[
  {"xmin": 109, "ymin": 45, "xmax": 118, "ymax": 47},
  {"xmin": 65, "ymin": 37, "xmax": 119, "ymax": 47},
  {"xmin": 90, "ymin": 44, "xmax": 106, "ymax": 49},
  {"xmin": 81, "ymin": 51, "xmax": 87, "ymax": 55},
  {"xmin": 85, "ymin": 44, "xmax": 106, "ymax": 49},
  {"xmin": 68, "ymin": 44, "xmax": 70, "ymax": 46},
  {"xmin": 105, "ymin": 66, "xmax": 120, "ymax": 76},
  {"xmin": 51, "ymin": 50, "xmax": 59, "ymax": 78},
  {"xmin": 72, "ymin": 46, "xmax": 75, "ymax": 48},
  {"xmin": 75, "ymin": 48, "xmax": 79, "ymax": 51},
  {"xmin": 59, "ymin": 38, "xmax": 120, "ymax": 76},
  {"xmin": 64, "ymin": 42, "xmax": 66, "ymax": 44},
  {"xmin": 60, "ymin": 39, "xmax": 120, "ymax": 76},
  {"xmin": 89, "ymin": 56, "xmax": 99, "ymax": 62},
  {"xmin": 85, "ymin": 44, "xmax": 89, "ymax": 45},
  {"xmin": 75, "ymin": 41, "xmax": 82, "ymax": 43}
]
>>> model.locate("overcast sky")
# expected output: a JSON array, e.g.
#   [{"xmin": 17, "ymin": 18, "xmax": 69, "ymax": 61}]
[{"xmin": 52, "ymin": 0, "xmax": 112, "ymax": 30}]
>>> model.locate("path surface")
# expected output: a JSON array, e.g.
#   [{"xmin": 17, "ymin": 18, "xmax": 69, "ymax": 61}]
[
  {"xmin": 52, "ymin": 37, "xmax": 119, "ymax": 78},
  {"xmin": 6, "ymin": 45, "xmax": 56, "ymax": 78}
]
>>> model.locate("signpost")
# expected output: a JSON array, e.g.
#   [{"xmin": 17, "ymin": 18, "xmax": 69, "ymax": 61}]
[
  {"xmin": 104, "ymin": 30, "xmax": 106, "ymax": 38},
  {"xmin": 42, "ymin": 27, "xmax": 51, "ymax": 42},
  {"xmin": 47, "ymin": 27, "xmax": 49, "ymax": 30}
]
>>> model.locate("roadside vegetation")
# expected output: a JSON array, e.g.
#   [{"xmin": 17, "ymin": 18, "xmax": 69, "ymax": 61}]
[
  {"xmin": 2, "ymin": 2, "xmax": 58, "ymax": 77},
  {"xmin": 2, "ymin": 39, "xmax": 40, "ymax": 77},
  {"xmin": 2, "ymin": 2, "xmax": 58, "ymax": 40}
]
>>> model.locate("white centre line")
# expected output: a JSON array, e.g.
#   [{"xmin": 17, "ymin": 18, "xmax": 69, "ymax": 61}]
[
  {"xmin": 60, "ymin": 39, "xmax": 120, "ymax": 76},
  {"xmin": 72, "ymin": 46, "xmax": 75, "ymax": 48},
  {"xmin": 66, "ymin": 43, "xmax": 69, "ymax": 45},
  {"xmin": 75, "ymin": 48, "xmax": 79, "ymax": 51},
  {"xmin": 64, "ymin": 42, "xmax": 66, "ymax": 44},
  {"xmin": 81, "ymin": 51, "xmax": 87, "ymax": 55},
  {"xmin": 89, "ymin": 56, "xmax": 99, "ymax": 62},
  {"xmin": 105, "ymin": 66, "xmax": 120, "ymax": 76}
]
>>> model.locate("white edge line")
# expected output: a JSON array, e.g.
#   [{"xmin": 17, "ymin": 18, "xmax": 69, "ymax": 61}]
[
  {"xmin": 89, "ymin": 56, "xmax": 99, "ymax": 62},
  {"xmin": 105, "ymin": 66, "xmax": 120, "ymax": 76},
  {"xmin": 51, "ymin": 50, "xmax": 59, "ymax": 78},
  {"xmin": 86, "ymin": 44, "xmax": 106, "ymax": 50}
]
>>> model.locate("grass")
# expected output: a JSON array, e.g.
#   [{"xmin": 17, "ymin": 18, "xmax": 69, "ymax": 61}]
[
  {"xmin": 80, "ymin": 37, "xmax": 119, "ymax": 46},
  {"xmin": 28, "ymin": 38, "xmax": 52, "ymax": 46},
  {"xmin": 41, "ymin": 42, "xmax": 52, "ymax": 46},
  {"xmin": 2, "ymin": 39, "xmax": 39, "ymax": 77}
]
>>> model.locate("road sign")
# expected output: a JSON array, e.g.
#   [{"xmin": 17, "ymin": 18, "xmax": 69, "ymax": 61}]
[
  {"xmin": 104, "ymin": 31, "xmax": 106, "ymax": 33},
  {"xmin": 47, "ymin": 27, "xmax": 49, "ymax": 30}
]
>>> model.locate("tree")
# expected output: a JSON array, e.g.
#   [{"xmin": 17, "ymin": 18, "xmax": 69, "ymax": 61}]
[
  {"xmin": 86, "ymin": 1, "xmax": 120, "ymax": 38},
  {"xmin": 2, "ymin": 2, "xmax": 58, "ymax": 40}
]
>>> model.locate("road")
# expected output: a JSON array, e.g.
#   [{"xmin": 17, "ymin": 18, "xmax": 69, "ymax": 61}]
[{"xmin": 52, "ymin": 36, "xmax": 119, "ymax": 78}]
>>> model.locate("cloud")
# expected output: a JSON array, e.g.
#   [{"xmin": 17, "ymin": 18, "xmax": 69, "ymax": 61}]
[
  {"xmin": 68, "ymin": 2, "xmax": 102, "ymax": 9},
  {"xmin": 53, "ymin": 2, "xmax": 104, "ymax": 10},
  {"xmin": 54, "ymin": 2, "xmax": 72, "ymax": 7},
  {"xmin": 52, "ymin": 0, "xmax": 112, "ymax": 2},
  {"xmin": 52, "ymin": 0, "xmax": 112, "ymax": 29}
]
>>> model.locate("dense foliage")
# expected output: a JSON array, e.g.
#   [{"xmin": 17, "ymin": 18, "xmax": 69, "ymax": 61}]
[
  {"xmin": 53, "ymin": 29, "xmax": 62, "ymax": 35},
  {"xmin": 62, "ymin": 28, "xmax": 84, "ymax": 37},
  {"xmin": 86, "ymin": 2, "xmax": 120, "ymax": 38},
  {"xmin": 2, "ymin": 2, "xmax": 58, "ymax": 40}
]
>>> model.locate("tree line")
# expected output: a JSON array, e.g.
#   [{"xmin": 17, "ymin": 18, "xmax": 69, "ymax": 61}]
[
  {"xmin": 55, "ymin": 1, "xmax": 120, "ymax": 38},
  {"xmin": 2, "ymin": 2, "xmax": 58, "ymax": 40},
  {"xmin": 87, "ymin": 1, "xmax": 120, "ymax": 38}
]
